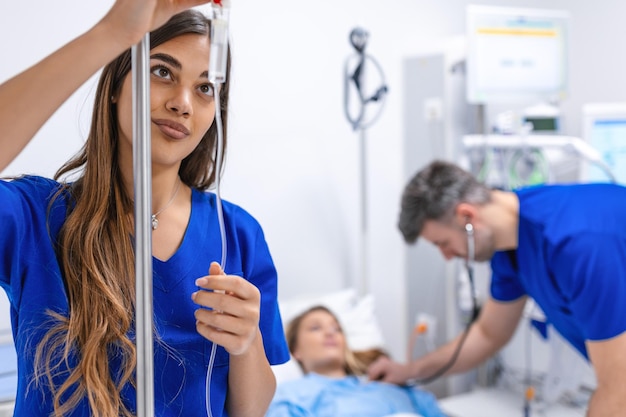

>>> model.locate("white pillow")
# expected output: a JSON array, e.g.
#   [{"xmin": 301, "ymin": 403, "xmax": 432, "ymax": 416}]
[
  {"xmin": 340, "ymin": 294, "xmax": 385, "ymax": 351},
  {"xmin": 273, "ymin": 288, "xmax": 386, "ymax": 384},
  {"xmin": 278, "ymin": 288, "xmax": 357, "ymax": 326}
]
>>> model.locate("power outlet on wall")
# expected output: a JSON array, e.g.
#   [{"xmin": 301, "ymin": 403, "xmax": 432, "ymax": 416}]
[
  {"xmin": 415, "ymin": 312, "xmax": 438, "ymax": 344},
  {"xmin": 408, "ymin": 312, "xmax": 438, "ymax": 361}
]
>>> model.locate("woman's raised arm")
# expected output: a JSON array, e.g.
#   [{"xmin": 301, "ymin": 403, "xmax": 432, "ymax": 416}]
[{"xmin": 0, "ymin": 0, "xmax": 211, "ymax": 171}]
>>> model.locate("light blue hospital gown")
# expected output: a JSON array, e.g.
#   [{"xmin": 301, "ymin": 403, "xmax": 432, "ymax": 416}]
[{"xmin": 266, "ymin": 373, "xmax": 445, "ymax": 417}]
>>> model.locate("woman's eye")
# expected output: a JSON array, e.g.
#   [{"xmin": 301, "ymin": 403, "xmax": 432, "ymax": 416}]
[
  {"xmin": 199, "ymin": 83, "xmax": 215, "ymax": 97},
  {"xmin": 151, "ymin": 66, "xmax": 171, "ymax": 79}
]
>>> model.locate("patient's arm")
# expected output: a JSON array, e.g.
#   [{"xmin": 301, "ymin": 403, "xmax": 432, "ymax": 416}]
[
  {"xmin": 585, "ymin": 332, "xmax": 626, "ymax": 416},
  {"xmin": 368, "ymin": 296, "xmax": 526, "ymax": 384}
]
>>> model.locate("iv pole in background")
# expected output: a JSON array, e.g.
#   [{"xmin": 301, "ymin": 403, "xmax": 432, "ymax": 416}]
[
  {"xmin": 343, "ymin": 27, "xmax": 388, "ymax": 296},
  {"xmin": 132, "ymin": 34, "xmax": 155, "ymax": 417}
]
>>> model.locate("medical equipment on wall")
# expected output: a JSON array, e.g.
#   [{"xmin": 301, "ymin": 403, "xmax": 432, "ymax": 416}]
[
  {"xmin": 132, "ymin": 2, "xmax": 231, "ymax": 416},
  {"xmin": 465, "ymin": 5, "xmax": 570, "ymax": 105},
  {"xmin": 523, "ymin": 103, "xmax": 561, "ymax": 134},
  {"xmin": 581, "ymin": 102, "xmax": 626, "ymax": 184},
  {"xmin": 464, "ymin": 132, "xmax": 617, "ymax": 190},
  {"xmin": 343, "ymin": 27, "xmax": 388, "ymax": 296},
  {"xmin": 469, "ymin": 122, "xmax": 551, "ymax": 190}
]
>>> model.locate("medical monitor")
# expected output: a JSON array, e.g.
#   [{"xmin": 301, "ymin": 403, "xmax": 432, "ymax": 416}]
[
  {"xmin": 582, "ymin": 103, "xmax": 626, "ymax": 184},
  {"xmin": 466, "ymin": 5, "xmax": 569, "ymax": 104}
]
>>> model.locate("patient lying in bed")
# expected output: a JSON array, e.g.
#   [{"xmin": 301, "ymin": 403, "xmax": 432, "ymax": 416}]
[{"xmin": 266, "ymin": 305, "xmax": 445, "ymax": 417}]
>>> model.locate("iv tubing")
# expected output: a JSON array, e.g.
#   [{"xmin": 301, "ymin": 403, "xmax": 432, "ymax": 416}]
[
  {"xmin": 204, "ymin": 3, "xmax": 230, "ymax": 415},
  {"xmin": 205, "ymin": 83, "xmax": 227, "ymax": 417}
]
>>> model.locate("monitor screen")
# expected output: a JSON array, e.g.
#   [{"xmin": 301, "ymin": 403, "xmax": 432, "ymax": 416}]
[
  {"xmin": 466, "ymin": 5, "xmax": 569, "ymax": 104},
  {"xmin": 582, "ymin": 103, "xmax": 626, "ymax": 184}
]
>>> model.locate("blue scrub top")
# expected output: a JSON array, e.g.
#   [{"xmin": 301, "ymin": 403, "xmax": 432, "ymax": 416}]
[
  {"xmin": 0, "ymin": 176, "xmax": 289, "ymax": 416},
  {"xmin": 490, "ymin": 183, "xmax": 626, "ymax": 359}
]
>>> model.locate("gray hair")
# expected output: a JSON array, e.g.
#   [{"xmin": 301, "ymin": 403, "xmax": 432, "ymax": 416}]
[{"xmin": 398, "ymin": 160, "xmax": 491, "ymax": 243}]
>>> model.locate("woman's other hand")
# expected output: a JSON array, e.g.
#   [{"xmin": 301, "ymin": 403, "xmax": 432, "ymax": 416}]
[{"xmin": 193, "ymin": 261, "xmax": 262, "ymax": 355}]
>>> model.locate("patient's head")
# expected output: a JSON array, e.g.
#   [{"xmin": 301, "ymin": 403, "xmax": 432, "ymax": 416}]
[{"xmin": 286, "ymin": 305, "xmax": 387, "ymax": 377}]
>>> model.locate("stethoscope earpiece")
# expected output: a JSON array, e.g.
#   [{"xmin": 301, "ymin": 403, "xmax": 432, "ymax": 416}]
[{"xmin": 465, "ymin": 222, "xmax": 475, "ymax": 272}]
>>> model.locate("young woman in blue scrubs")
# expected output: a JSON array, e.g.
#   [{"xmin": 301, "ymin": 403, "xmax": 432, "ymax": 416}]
[
  {"xmin": 368, "ymin": 160, "xmax": 626, "ymax": 416},
  {"xmin": 0, "ymin": 1, "xmax": 289, "ymax": 416}
]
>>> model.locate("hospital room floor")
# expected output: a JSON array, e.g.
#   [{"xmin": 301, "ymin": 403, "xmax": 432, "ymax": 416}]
[{"xmin": 439, "ymin": 387, "xmax": 586, "ymax": 417}]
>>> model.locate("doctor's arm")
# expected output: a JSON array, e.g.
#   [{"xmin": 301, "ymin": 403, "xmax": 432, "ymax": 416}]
[
  {"xmin": 585, "ymin": 333, "xmax": 626, "ymax": 416},
  {"xmin": 368, "ymin": 296, "xmax": 527, "ymax": 384}
]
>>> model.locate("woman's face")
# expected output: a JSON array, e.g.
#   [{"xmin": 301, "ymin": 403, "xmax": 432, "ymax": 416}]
[
  {"xmin": 116, "ymin": 33, "xmax": 216, "ymax": 174},
  {"xmin": 292, "ymin": 309, "xmax": 348, "ymax": 375}
]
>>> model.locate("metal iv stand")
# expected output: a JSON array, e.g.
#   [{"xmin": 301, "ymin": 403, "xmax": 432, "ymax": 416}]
[
  {"xmin": 132, "ymin": 34, "xmax": 155, "ymax": 417},
  {"xmin": 343, "ymin": 27, "xmax": 388, "ymax": 297}
]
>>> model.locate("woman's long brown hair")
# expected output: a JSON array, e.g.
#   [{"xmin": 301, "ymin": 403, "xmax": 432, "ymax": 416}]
[{"xmin": 34, "ymin": 10, "xmax": 231, "ymax": 417}]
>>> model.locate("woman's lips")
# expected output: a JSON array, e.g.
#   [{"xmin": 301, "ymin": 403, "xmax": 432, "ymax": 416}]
[{"xmin": 153, "ymin": 119, "xmax": 191, "ymax": 140}]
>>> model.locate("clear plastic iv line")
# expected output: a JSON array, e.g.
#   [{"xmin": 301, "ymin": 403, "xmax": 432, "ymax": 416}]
[
  {"xmin": 205, "ymin": 82, "xmax": 226, "ymax": 417},
  {"xmin": 205, "ymin": 2, "xmax": 230, "ymax": 416}
]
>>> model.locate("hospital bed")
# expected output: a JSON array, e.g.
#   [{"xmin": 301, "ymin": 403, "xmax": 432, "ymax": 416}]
[
  {"xmin": 0, "ymin": 288, "xmax": 592, "ymax": 417},
  {"xmin": 273, "ymin": 289, "xmax": 592, "ymax": 417},
  {"xmin": 438, "ymin": 387, "xmax": 586, "ymax": 417}
]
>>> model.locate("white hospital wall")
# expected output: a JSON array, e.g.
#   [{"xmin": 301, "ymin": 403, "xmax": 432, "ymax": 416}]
[{"xmin": 1, "ymin": 0, "xmax": 625, "ymax": 367}]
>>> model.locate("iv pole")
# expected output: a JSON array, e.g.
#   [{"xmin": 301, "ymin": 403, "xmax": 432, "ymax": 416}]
[
  {"xmin": 343, "ymin": 27, "xmax": 388, "ymax": 296},
  {"xmin": 132, "ymin": 34, "xmax": 155, "ymax": 417}
]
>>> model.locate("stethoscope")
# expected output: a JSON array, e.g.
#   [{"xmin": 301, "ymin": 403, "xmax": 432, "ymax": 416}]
[
  {"xmin": 408, "ymin": 222, "xmax": 479, "ymax": 386},
  {"xmin": 414, "ymin": 224, "xmax": 535, "ymax": 416}
]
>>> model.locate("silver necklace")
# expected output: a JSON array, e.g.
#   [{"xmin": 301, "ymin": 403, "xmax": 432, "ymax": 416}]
[{"xmin": 151, "ymin": 178, "xmax": 181, "ymax": 230}]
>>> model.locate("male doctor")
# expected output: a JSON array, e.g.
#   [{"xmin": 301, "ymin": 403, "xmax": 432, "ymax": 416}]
[{"xmin": 368, "ymin": 160, "xmax": 626, "ymax": 416}]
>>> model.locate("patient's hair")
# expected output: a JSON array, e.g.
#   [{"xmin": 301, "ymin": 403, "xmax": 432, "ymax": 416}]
[
  {"xmin": 286, "ymin": 305, "xmax": 388, "ymax": 375},
  {"xmin": 398, "ymin": 160, "xmax": 491, "ymax": 244}
]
